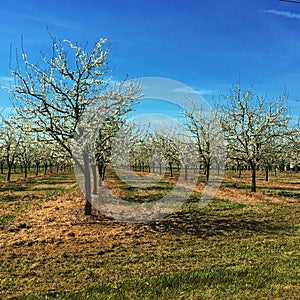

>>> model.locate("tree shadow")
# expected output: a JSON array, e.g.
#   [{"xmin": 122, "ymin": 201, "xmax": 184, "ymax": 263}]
[{"xmin": 142, "ymin": 210, "xmax": 290, "ymax": 238}]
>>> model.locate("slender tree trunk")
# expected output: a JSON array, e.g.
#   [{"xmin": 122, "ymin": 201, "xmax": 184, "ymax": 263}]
[
  {"xmin": 102, "ymin": 166, "xmax": 107, "ymax": 181},
  {"xmin": 98, "ymin": 164, "xmax": 103, "ymax": 184},
  {"xmin": 251, "ymin": 164, "xmax": 256, "ymax": 192},
  {"xmin": 84, "ymin": 149, "xmax": 92, "ymax": 215},
  {"xmin": 205, "ymin": 162, "xmax": 210, "ymax": 185},
  {"xmin": 6, "ymin": 150, "xmax": 15, "ymax": 181},
  {"xmin": 237, "ymin": 163, "xmax": 242, "ymax": 178},
  {"xmin": 185, "ymin": 165, "xmax": 188, "ymax": 180},
  {"xmin": 7, "ymin": 163, "xmax": 12, "ymax": 182},
  {"xmin": 92, "ymin": 164, "xmax": 97, "ymax": 194},
  {"xmin": 36, "ymin": 162, "xmax": 40, "ymax": 176},
  {"xmin": 24, "ymin": 163, "xmax": 27, "ymax": 179},
  {"xmin": 169, "ymin": 162, "xmax": 173, "ymax": 177},
  {"xmin": 265, "ymin": 165, "xmax": 269, "ymax": 182}
]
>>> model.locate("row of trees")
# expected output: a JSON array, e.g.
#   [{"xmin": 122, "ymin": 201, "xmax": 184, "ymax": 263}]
[
  {"xmin": 0, "ymin": 118, "xmax": 71, "ymax": 181},
  {"xmin": 1, "ymin": 35, "xmax": 299, "ymax": 215},
  {"xmin": 126, "ymin": 90, "xmax": 299, "ymax": 193}
]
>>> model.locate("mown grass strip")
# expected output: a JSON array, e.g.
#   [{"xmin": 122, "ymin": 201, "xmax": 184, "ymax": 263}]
[{"xmin": 13, "ymin": 261, "xmax": 300, "ymax": 300}]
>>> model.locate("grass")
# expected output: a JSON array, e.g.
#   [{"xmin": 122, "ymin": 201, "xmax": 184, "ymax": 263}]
[
  {"xmin": 0, "ymin": 172, "xmax": 77, "ymax": 229},
  {"xmin": 0, "ymin": 170, "xmax": 300, "ymax": 299},
  {"xmin": 0, "ymin": 214, "xmax": 14, "ymax": 228},
  {"xmin": 15, "ymin": 262, "xmax": 300, "ymax": 300}
]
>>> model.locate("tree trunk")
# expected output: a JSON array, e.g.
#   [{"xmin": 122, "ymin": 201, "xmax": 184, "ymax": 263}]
[
  {"xmin": 7, "ymin": 164, "xmax": 12, "ymax": 182},
  {"xmin": 98, "ymin": 164, "xmax": 103, "ymax": 184},
  {"xmin": 238, "ymin": 164, "xmax": 242, "ymax": 178},
  {"xmin": 6, "ymin": 150, "xmax": 15, "ymax": 181},
  {"xmin": 83, "ymin": 149, "xmax": 92, "ymax": 215},
  {"xmin": 265, "ymin": 165, "xmax": 269, "ymax": 182},
  {"xmin": 24, "ymin": 163, "xmax": 27, "ymax": 179},
  {"xmin": 92, "ymin": 164, "xmax": 98, "ymax": 194},
  {"xmin": 205, "ymin": 162, "xmax": 210, "ymax": 185},
  {"xmin": 251, "ymin": 164, "xmax": 256, "ymax": 192},
  {"xmin": 169, "ymin": 162, "xmax": 173, "ymax": 177},
  {"xmin": 36, "ymin": 163, "xmax": 40, "ymax": 176},
  {"xmin": 185, "ymin": 165, "xmax": 188, "ymax": 180}
]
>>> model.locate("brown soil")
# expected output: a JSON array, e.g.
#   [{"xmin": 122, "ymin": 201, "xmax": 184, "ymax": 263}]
[{"xmin": 0, "ymin": 188, "xmax": 143, "ymax": 259}]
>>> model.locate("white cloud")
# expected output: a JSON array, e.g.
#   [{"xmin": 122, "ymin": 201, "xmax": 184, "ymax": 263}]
[
  {"xmin": 262, "ymin": 9, "xmax": 300, "ymax": 20},
  {"xmin": 172, "ymin": 87, "xmax": 215, "ymax": 96},
  {"xmin": 194, "ymin": 89, "xmax": 215, "ymax": 95}
]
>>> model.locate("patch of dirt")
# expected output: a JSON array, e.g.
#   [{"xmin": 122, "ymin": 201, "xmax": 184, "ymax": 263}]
[
  {"xmin": 0, "ymin": 188, "xmax": 147, "ymax": 259},
  {"xmin": 166, "ymin": 172, "xmax": 300, "ymax": 204},
  {"xmin": 214, "ymin": 186, "xmax": 298, "ymax": 204}
]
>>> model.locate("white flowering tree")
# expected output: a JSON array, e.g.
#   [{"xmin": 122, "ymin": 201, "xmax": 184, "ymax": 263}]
[
  {"xmin": 0, "ymin": 137, "xmax": 5, "ymax": 175},
  {"xmin": 220, "ymin": 85, "xmax": 290, "ymax": 192},
  {"xmin": 9, "ymin": 36, "xmax": 113, "ymax": 156},
  {"xmin": 182, "ymin": 101, "xmax": 226, "ymax": 184},
  {"xmin": 17, "ymin": 130, "xmax": 35, "ymax": 178},
  {"xmin": 9, "ymin": 35, "xmax": 141, "ymax": 214},
  {"xmin": 287, "ymin": 116, "xmax": 300, "ymax": 172},
  {"xmin": 0, "ymin": 118, "xmax": 21, "ymax": 181},
  {"xmin": 151, "ymin": 130, "xmax": 181, "ymax": 178}
]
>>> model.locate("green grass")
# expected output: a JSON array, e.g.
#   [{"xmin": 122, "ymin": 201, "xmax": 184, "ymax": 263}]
[
  {"xmin": 15, "ymin": 262, "xmax": 300, "ymax": 300},
  {"xmin": 0, "ymin": 172, "xmax": 77, "ymax": 197},
  {"xmin": 2, "ymin": 200, "xmax": 300, "ymax": 299},
  {"xmin": 107, "ymin": 168, "xmax": 175, "ymax": 203},
  {"xmin": 0, "ymin": 214, "xmax": 15, "ymax": 228},
  {"xmin": 0, "ymin": 202, "xmax": 30, "ymax": 229},
  {"xmin": 0, "ymin": 172, "xmax": 77, "ymax": 229},
  {"xmin": 1, "ymin": 171, "xmax": 300, "ymax": 299}
]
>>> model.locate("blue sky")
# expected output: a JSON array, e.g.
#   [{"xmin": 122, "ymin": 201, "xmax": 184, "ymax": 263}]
[{"xmin": 1, "ymin": 0, "xmax": 300, "ymax": 119}]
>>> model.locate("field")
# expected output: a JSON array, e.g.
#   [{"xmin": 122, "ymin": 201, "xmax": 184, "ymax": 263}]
[{"xmin": 0, "ymin": 169, "xmax": 300, "ymax": 299}]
